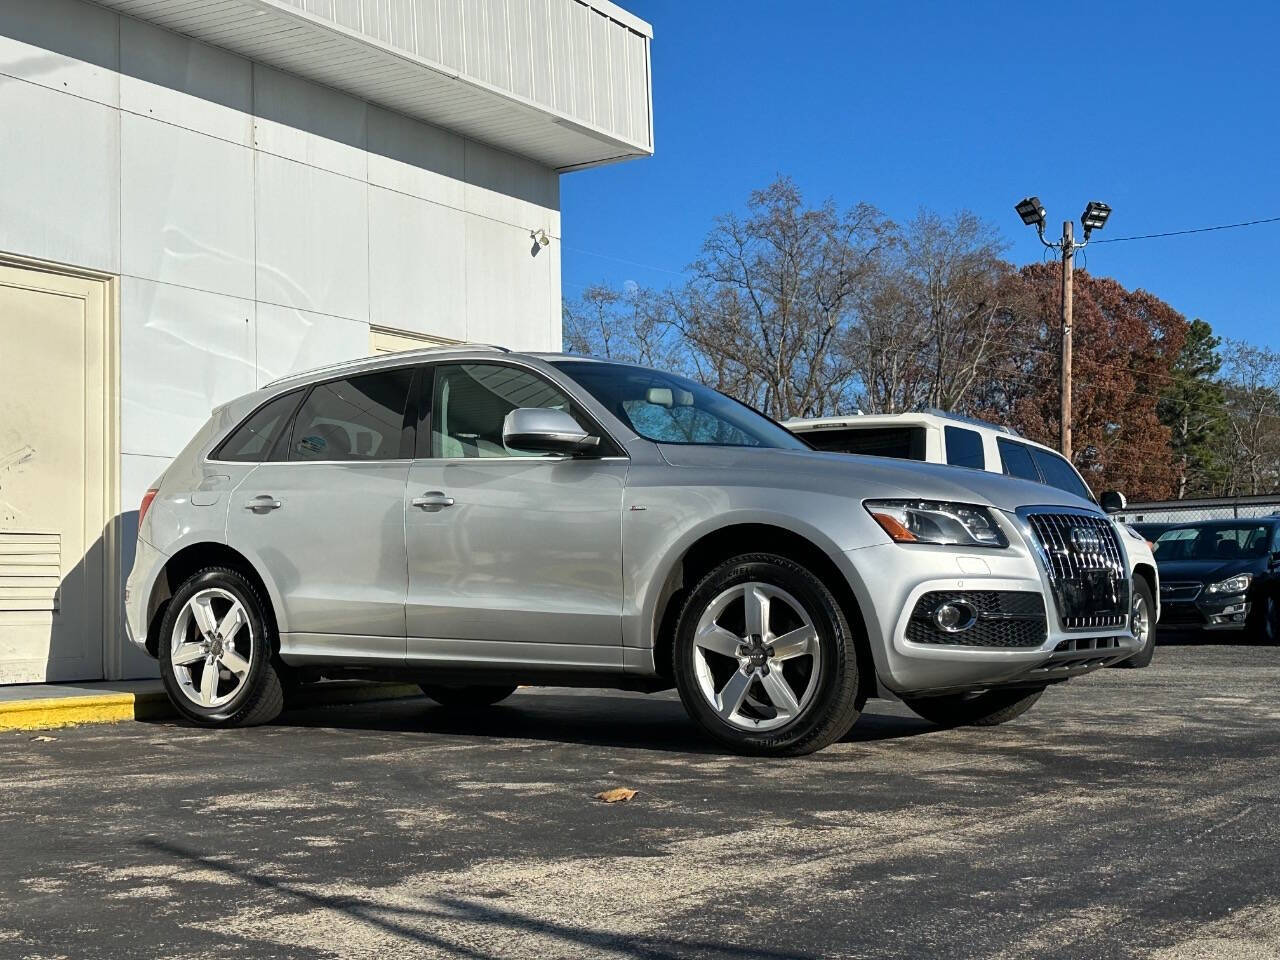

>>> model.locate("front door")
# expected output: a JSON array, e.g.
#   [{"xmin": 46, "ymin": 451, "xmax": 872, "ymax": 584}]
[
  {"xmin": 227, "ymin": 367, "xmax": 417, "ymax": 664},
  {"xmin": 0, "ymin": 264, "xmax": 109, "ymax": 684},
  {"xmin": 405, "ymin": 362, "xmax": 626, "ymax": 667}
]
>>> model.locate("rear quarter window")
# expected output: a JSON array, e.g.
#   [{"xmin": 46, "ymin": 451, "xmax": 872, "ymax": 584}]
[
  {"xmin": 803, "ymin": 426, "xmax": 926, "ymax": 460},
  {"xmin": 212, "ymin": 390, "xmax": 303, "ymax": 462},
  {"xmin": 944, "ymin": 426, "xmax": 986, "ymax": 469},
  {"xmin": 997, "ymin": 437, "xmax": 1040, "ymax": 482}
]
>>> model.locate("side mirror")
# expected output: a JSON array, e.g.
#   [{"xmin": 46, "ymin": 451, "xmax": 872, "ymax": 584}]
[
  {"xmin": 502, "ymin": 407, "xmax": 600, "ymax": 456},
  {"xmin": 1099, "ymin": 490, "xmax": 1127, "ymax": 514}
]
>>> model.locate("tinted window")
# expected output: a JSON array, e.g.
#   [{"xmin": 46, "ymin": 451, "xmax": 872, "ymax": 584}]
[
  {"xmin": 1154, "ymin": 523, "xmax": 1275, "ymax": 560},
  {"xmin": 431, "ymin": 363, "xmax": 575, "ymax": 458},
  {"xmin": 551, "ymin": 360, "xmax": 808, "ymax": 450},
  {"xmin": 997, "ymin": 438, "xmax": 1040, "ymax": 482},
  {"xmin": 214, "ymin": 391, "xmax": 302, "ymax": 462},
  {"xmin": 944, "ymin": 426, "xmax": 985, "ymax": 469},
  {"xmin": 1028, "ymin": 446, "xmax": 1091, "ymax": 500},
  {"xmin": 289, "ymin": 369, "xmax": 414, "ymax": 462},
  {"xmin": 803, "ymin": 426, "xmax": 926, "ymax": 460}
]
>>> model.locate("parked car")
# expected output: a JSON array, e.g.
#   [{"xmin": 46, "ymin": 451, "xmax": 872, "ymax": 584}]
[
  {"xmin": 1130, "ymin": 522, "xmax": 1177, "ymax": 542},
  {"xmin": 786, "ymin": 410, "xmax": 1159, "ymax": 667},
  {"xmin": 127, "ymin": 348, "xmax": 1148, "ymax": 756},
  {"xmin": 1151, "ymin": 518, "xmax": 1280, "ymax": 641}
]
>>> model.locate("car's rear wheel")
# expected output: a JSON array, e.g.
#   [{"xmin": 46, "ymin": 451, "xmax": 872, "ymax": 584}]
[
  {"xmin": 1115, "ymin": 575, "xmax": 1157, "ymax": 668},
  {"xmin": 902, "ymin": 686, "xmax": 1045, "ymax": 728},
  {"xmin": 419, "ymin": 684, "xmax": 518, "ymax": 707},
  {"xmin": 158, "ymin": 567, "xmax": 283, "ymax": 727},
  {"xmin": 672, "ymin": 553, "xmax": 861, "ymax": 756}
]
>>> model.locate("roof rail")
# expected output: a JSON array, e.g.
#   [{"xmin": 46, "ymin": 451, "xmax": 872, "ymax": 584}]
[
  {"xmin": 264, "ymin": 342, "xmax": 511, "ymax": 388},
  {"xmin": 921, "ymin": 408, "xmax": 1021, "ymax": 436}
]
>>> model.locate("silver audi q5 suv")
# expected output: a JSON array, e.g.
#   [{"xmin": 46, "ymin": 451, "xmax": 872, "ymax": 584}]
[{"xmin": 126, "ymin": 345, "xmax": 1151, "ymax": 755}]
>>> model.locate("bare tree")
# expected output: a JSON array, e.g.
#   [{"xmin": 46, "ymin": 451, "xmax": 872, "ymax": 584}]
[
  {"xmin": 666, "ymin": 177, "xmax": 891, "ymax": 419},
  {"xmin": 1217, "ymin": 341, "xmax": 1280, "ymax": 495}
]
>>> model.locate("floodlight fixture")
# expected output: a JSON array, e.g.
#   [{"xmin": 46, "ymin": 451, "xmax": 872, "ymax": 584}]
[
  {"xmin": 1015, "ymin": 196, "xmax": 1046, "ymax": 227},
  {"xmin": 1081, "ymin": 201, "xmax": 1112, "ymax": 236}
]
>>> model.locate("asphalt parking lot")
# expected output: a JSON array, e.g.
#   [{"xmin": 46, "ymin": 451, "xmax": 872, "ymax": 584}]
[{"xmin": 3, "ymin": 639, "xmax": 1278, "ymax": 960}]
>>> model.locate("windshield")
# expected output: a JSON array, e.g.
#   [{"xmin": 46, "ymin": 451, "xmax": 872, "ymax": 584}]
[
  {"xmin": 551, "ymin": 360, "xmax": 809, "ymax": 450},
  {"xmin": 1153, "ymin": 524, "xmax": 1275, "ymax": 561}
]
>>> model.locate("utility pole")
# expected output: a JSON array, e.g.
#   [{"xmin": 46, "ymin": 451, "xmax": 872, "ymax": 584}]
[
  {"xmin": 1014, "ymin": 197, "xmax": 1111, "ymax": 462},
  {"xmin": 1059, "ymin": 219, "xmax": 1073, "ymax": 459}
]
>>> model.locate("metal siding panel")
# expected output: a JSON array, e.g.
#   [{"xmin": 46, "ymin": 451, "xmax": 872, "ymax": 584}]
[
  {"xmin": 569, "ymin": 1, "xmax": 593, "ymax": 125},
  {"xmin": 528, "ymin": 0, "xmax": 553, "ymax": 106},
  {"xmin": 386, "ymin": 0, "xmax": 416, "ymax": 51},
  {"xmin": 627, "ymin": 28, "xmax": 648, "ymax": 146},
  {"xmin": 547, "ymin": 0, "xmax": 574, "ymax": 115},
  {"xmin": 437, "ymin": 0, "xmax": 464, "ymax": 70},
  {"xmin": 360, "ymin": 0, "xmax": 391, "ymax": 41},
  {"xmin": 332, "ymin": 0, "xmax": 362, "ymax": 30},
  {"xmin": 412, "ymin": 0, "xmax": 441, "ymax": 62},
  {"xmin": 462, "ymin": 0, "xmax": 488, "ymax": 82},
  {"xmin": 484, "ymin": 0, "xmax": 513, "ymax": 91},
  {"xmin": 589, "ymin": 9, "xmax": 612, "ymax": 132},
  {"xmin": 506, "ymin": 0, "xmax": 533, "ymax": 99}
]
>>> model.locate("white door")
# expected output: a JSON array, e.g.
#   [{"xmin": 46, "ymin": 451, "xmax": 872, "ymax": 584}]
[{"xmin": 0, "ymin": 264, "xmax": 110, "ymax": 684}]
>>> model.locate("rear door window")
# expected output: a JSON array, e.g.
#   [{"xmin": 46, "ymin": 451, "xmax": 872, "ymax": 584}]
[
  {"xmin": 997, "ymin": 438, "xmax": 1041, "ymax": 482},
  {"xmin": 289, "ymin": 368, "xmax": 416, "ymax": 462},
  {"xmin": 803, "ymin": 427, "xmax": 926, "ymax": 460},
  {"xmin": 1028, "ymin": 446, "xmax": 1091, "ymax": 500},
  {"xmin": 944, "ymin": 426, "xmax": 985, "ymax": 469},
  {"xmin": 213, "ymin": 390, "xmax": 303, "ymax": 462}
]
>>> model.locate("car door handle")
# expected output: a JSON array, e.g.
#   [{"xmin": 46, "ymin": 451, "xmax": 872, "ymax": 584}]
[
  {"xmin": 411, "ymin": 491, "xmax": 455, "ymax": 510},
  {"xmin": 244, "ymin": 495, "xmax": 283, "ymax": 512}
]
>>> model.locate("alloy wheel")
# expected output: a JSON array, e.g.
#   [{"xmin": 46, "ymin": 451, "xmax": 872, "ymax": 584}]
[
  {"xmin": 1132, "ymin": 590, "xmax": 1151, "ymax": 650},
  {"xmin": 691, "ymin": 582, "xmax": 821, "ymax": 731},
  {"xmin": 170, "ymin": 588, "xmax": 254, "ymax": 709}
]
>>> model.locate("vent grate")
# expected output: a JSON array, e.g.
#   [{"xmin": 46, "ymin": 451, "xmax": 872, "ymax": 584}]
[
  {"xmin": 0, "ymin": 532, "xmax": 61, "ymax": 613},
  {"xmin": 1026, "ymin": 513, "xmax": 1128, "ymax": 630}
]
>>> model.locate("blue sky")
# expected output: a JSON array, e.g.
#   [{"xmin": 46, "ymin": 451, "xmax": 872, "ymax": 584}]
[{"xmin": 561, "ymin": 1, "xmax": 1280, "ymax": 348}]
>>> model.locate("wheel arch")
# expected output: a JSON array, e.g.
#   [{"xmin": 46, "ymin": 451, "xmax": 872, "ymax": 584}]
[
  {"xmin": 649, "ymin": 521, "xmax": 875, "ymax": 703},
  {"xmin": 1133, "ymin": 561, "xmax": 1158, "ymax": 620},
  {"xmin": 144, "ymin": 542, "xmax": 278, "ymax": 658}
]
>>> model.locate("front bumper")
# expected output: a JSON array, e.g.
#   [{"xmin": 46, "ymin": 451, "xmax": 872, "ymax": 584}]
[
  {"xmin": 845, "ymin": 525, "xmax": 1140, "ymax": 697},
  {"xmin": 1160, "ymin": 594, "xmax": 1250, "ymax": 631}
]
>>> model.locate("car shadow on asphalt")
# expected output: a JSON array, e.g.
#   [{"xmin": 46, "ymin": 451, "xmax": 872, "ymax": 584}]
[
  {"xmin": 249, "ymin": 692, "xmax": 940, "ymax": 755},
  {"xmin": 140, "ymin": 836, "xmax": 822, "ymax": 959},
  {"xmin": 1154, "ymin": 632, "xmax": 1261, "ymax": 648}
]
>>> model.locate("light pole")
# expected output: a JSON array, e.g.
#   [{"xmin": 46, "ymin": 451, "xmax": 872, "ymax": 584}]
[{"xmin": 1014, "ymin": 197, "xmax": 1112, "ymax": 460}]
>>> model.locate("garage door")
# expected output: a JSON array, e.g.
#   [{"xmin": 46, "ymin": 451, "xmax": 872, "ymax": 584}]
[{"xmin": 0, "ymin": 264, "xmax": 110, "ymax": 684}]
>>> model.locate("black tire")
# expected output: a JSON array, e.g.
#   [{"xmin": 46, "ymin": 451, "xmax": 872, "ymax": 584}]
[
  {"xmin": 1249, "ymin": 590, "xmax": 1279, "ymax": 645},
  {"xmin": 1115, "ymin": 575, "xmax": 1157, "ymax": 668},
  {"xmin": 903, "ymin": 686, "xmax": 1045, "ymax": 728},
  {"xmin": 671, "ymin": 553, "xmax": 862, "ymax": 757},
  {"xmin": 420, "ymin": 684, "xmax": 518, "ymax": 707},
  {"xmin": 157, "ymin": 567, "xmax": 284, "ymax": 728}
]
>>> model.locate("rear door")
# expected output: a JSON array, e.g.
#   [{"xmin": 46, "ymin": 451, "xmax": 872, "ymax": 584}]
[{"xmin": 226, "ymin": 367, "xmax": 417, "ymax": 663}]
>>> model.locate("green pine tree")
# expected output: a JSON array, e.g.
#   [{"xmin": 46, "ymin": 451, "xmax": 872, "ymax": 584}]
[{"xmin": 1157, "ymin": 318, "xmax": 1228, "ymax": 497}]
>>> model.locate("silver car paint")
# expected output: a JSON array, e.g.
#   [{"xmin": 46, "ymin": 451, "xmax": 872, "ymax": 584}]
[{"xmin": 126, "ymin": 348, "xmax": 1140, "ymax": 697}]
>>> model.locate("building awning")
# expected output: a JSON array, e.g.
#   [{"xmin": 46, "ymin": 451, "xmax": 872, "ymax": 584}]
[{"xmin": 93, "ymin": 0, "xmax": 653, "ymax": 171}]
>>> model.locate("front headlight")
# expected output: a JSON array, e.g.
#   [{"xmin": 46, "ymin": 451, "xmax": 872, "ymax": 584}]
[
  {"xmin": 1204, "ymin": 574, "xmax": 1252, "ymax": 596},
  {"xmin": 865, "ymin": 500, "xmax": 1008, "ymax": 548}
]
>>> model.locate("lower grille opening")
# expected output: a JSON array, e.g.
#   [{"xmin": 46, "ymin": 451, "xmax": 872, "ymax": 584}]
[{"xmin": 906, "ymin": 591, "xmax": 1047, "ymax": 648}]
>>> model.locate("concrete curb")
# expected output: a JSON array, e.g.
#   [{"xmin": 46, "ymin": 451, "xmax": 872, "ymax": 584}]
[{"xmin": 0, "ymin": 681, "xmax": 422, "ymax": 732}]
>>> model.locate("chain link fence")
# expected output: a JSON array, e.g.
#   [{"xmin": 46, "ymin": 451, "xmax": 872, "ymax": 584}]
[{"xmin": 1117, "ymin": 497, "xmax": 1280, "ymax": 526}]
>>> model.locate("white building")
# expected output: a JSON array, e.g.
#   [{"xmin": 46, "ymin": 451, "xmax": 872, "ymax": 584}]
[{"xmin": 0, "ymin": 0, "xmax": 653, "ymax": 683}]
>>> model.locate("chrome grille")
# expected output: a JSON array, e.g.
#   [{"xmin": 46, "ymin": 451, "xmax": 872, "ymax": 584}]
[
  {"xmin": 1026, "ymin": 512, "xmax": 1129, "ymax": 630},
  {"xmin": 1160, "ymin": 581, "xmax": 1202, "ymax": 602}
]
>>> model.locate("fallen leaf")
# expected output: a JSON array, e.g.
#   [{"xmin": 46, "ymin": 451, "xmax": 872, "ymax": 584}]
[
  {"xmin": 30, "ymin": 735, "xmax": 56, "ymax": 742},
  {"xmin": 595, "ymin": 787, "xmax": 637, "ymax": 804}
]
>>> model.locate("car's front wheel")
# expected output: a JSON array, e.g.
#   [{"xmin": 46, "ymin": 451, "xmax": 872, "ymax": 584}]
[
  {"xmin": 672, "ymin": 553, "xmax": 862, "ymax": 756},
  {"xmin": 1115, "ymin": 575, "xmax": 1157, "ymax": 668},
  {"xmin": 158, "ymin": 567, "xmax": 284, "ymax": 727},
  {"xmin": 902, "ymin": 686, "xmax": 1045, "ymax": 728},
  {"xmin": 1249, "ymin": 590, "xmax": 1278, "ymax": 645}
]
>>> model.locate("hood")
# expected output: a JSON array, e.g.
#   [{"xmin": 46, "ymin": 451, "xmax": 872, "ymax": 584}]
[
  {"xmin": 1154, "ymin": 556, "xmax": 1264, "ymax": 584},
  {"xmin": 655, "ymin": 444, "xmax": 1100, "ymax": 515}
]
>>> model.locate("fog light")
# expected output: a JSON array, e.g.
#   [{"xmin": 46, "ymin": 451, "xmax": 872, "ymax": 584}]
[{"xmin": 933, "ymin": 600, "xmax": 978, "ymax": 634}]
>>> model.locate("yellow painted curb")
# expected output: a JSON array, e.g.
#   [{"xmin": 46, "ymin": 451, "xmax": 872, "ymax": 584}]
[
  {"xmin": 0, "ymin": 682, "xmax": 422, "ymax": 732},
  {"xmin": 0, "ymin": 692, "xmax": 157, "ymax": 731}
]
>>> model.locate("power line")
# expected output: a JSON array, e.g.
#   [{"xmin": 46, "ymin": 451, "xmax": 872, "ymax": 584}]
[{"xmin": 1092, "ymin": 215, "xmax": 1280, "ymax": 244}]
